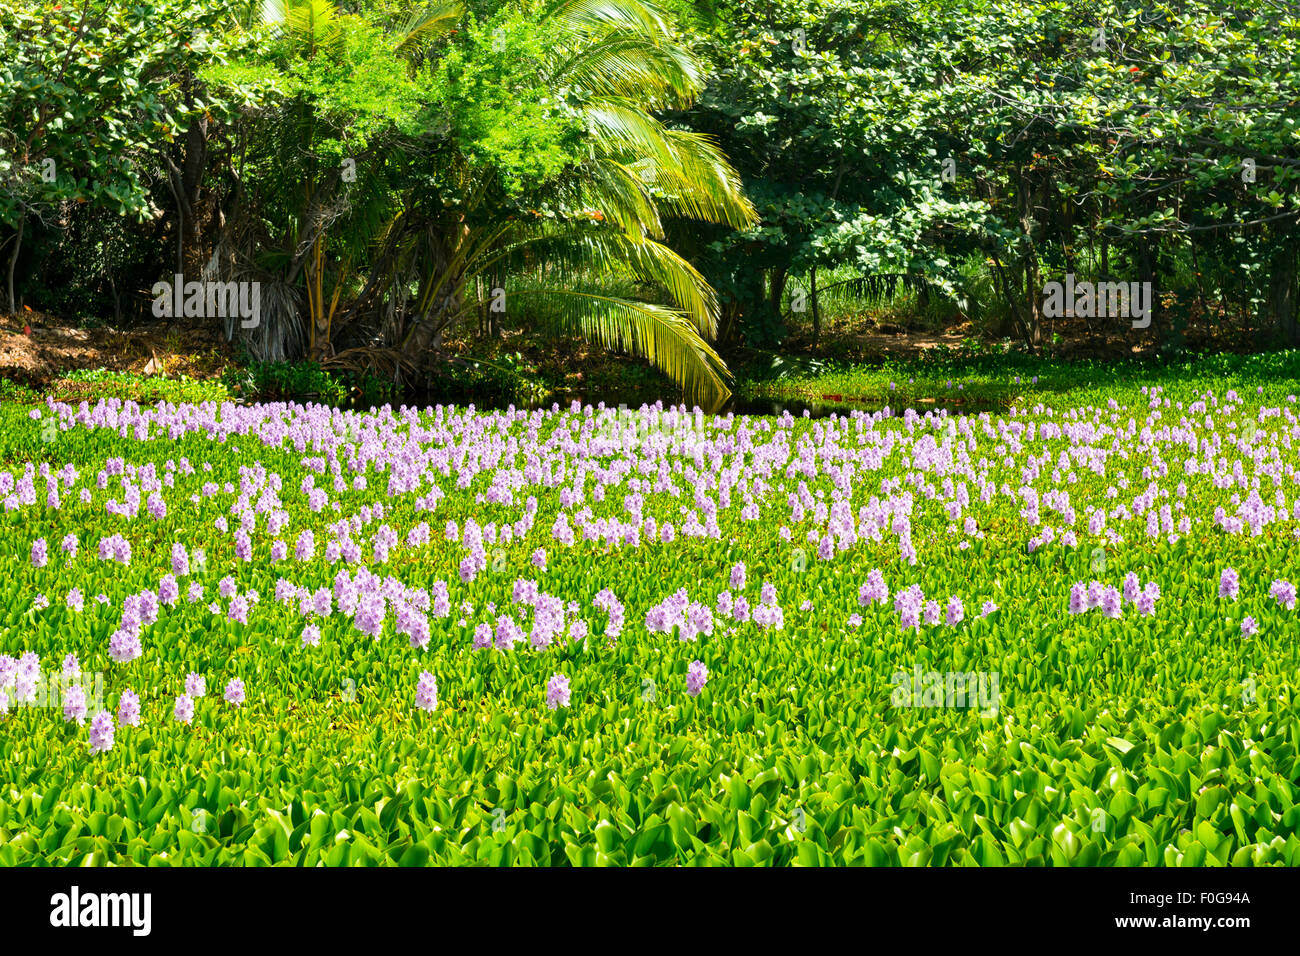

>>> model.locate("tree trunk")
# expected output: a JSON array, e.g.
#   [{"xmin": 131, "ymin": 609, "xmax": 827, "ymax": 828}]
[
  {"xmin": 402, "ymin": 226, "xmax": 466, "ymax": 366},
  {"xmin": 1264, "ymin": 224, "xmax": 1298, "ymax": 346},
  {"xmin": 768, "ymin": 265, "xmax": 787, "ymax": 319},
  {"xmin": 6, "ymin": 214, "xmax": 24, "ymax": 315},
  {"xmin": 1136, "ymin": 231, "xmax": 1159, "ymax": 335},
  {"xmin": 1017, "ymin": 165, "xmax": 1042, "ymax": 346},
  {"xmin": 809, "ymin": 266, "xmax": 820, "ymax": 345},
  {"xmin": 719, "ymin": 297, "xmax": 741, "ymax": 349},
  {"xmin": 180, "ymin": 114, "xmax": 210, "ymax": 274}
]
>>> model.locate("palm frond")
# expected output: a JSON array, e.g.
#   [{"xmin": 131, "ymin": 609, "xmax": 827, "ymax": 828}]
[
  {"xmin": 572, "ymin": 159, "xmax": 664, "ymax": 237},
  {"xmin": 260, "ymin": 0, "xmax": 348, "ymax": 61},
  {"xmin": 392, "ymin": 1, "xmax": 464, "ymax": 61},
  {"xmin": 581, "ymin": 102, "xmax": 756, "ymax": 227},
  {"xmin": 513, "ymin": 287, "xmax": 731, "ymax": 400},
  {"xmin": 542, "ymin": 0, "xmax": 674, "ymax": 39},
  {"xmin": 549, "ymin": 30, "xmax": 703, "ymax": 105},
  {"xmin": 480, "ymin": 228, "xmax": 718, "ymax": 337}
]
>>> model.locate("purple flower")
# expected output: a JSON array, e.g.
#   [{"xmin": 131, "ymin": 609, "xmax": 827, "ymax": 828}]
[
  {"xmin": 276, "ymin": 578, "xmax": 299, "ymax": 605},
  {"xmin": 397, "ymin": 603, "xmax": 431, "ymax": 650},
  {"xmin": 858, "ymin": 569, "xmax": 889, "ymax": 606},
  {"xmin": 846, "ymin": 613, "xmax": 863, "ymax": 628},
  {"xmin": 494, "ymin": 614, "xmax": 522, "ymax": 651},
  {"xmin": 546, "ymin": 673, "xmax": 571, "ymax": 710},
  {"xmin": 473, "ymin": 622, "xmax": 493, "ymax": 649},
  {"xmin": 1241, "ymin": 616, "xmax": 1258, "ymax": 636},
  {"xmin": 62, "ymin": 653, "xmax": 80, "ymax": 681},
  {"xmin": 174, "ymin": 694, "xmax": 195, "ymax": 724},
  {"xmin": 158, "ymin": 574, "xmax": 179, "ymax": 607},
  {"xmin": 681, "ymin": 601, "xmax": 714, "ymax": 641},
  {"xmin": 415, "ymin": 671, "xmax": 438, "ymax": 712},
  {"xmin": 66, "ymin": 588, "xmax": 84, "ymax": 612},
  {"xmin": 945, "ymin": 596, "xmax": 964, "ymax": 626},
  {"xmin": 592, "ymin": 588, "xmax": 625, "ymax": 640},
  {"xmin": 531, "ymin": 548, "xmax": 547, "ymax": 571},
  {"xmin": 170, "ymin": 542, "xmax": 189, "ymax": 576},
  {"xmin": 108, "ymin": 629, "xmax": 142, "ymax": 664},
  {"xmin": 224, "ymin": 678, "xmax": 245, "ymax": 706},
  {"xmin": 185, "ymin": 673, "xmax": 206, "ymax": 698},
  {"xmin": 353, "ymin": 593, "xmax": 387, "ymax": 638},
  {"xmin": 30, "ymin": 538, "xmax": 47, "ymax": 568},
  {"xmin": 1101, "ymin": 586, "xmax": 1123, "ymax": 619},
  {"xmin": 1068, "ymin": 582, "xmax": 1088, "ymax": 615},
  {"xmin": 88, "ymin": 711, "xmax": 115, "ymax": 754},
  {"xmin": 301, "ymin": 624, "xmax": 321, "ymax": 648},
  {"xmin": 1219, "ymin": 568, "xmax": 1240, "ymax": 600},
  {"xmin": 228, "ymin": 595, "xmax": 250, "ymax": 626},
  {"xmin": 923, "ymin": 600, "xmax": 942, "ymax": 626},
  {"xmin": 729, "ymin": 562, "xmax": 747, "ymax": 591},
  {"xmin": 62, "ymin": 683, "xmax": 87, "ymax": 724},
  {"xmin": 980, "ymin": 600, "xmax": 999, "ymax": 618},
  {"xmin": 1269, "ymin": 579, "xmax": 1296, "ymax": 610},
  {"xmin": 138, "ymin": 589, "xmax": 158, "ymax": 625},
  {"xmin": 715, "ymin": 590, "xmax": 733, "ymax": 618},
  {"xmin": 117, "ymin": 689, "xmax": 140, "ymax": 727},
  {"xmin": 62, "ymin": 533, "xmax": 78, "ymax": 558},
  {"xmin": 686, "ymin": 660, "xmax": 709, "ymax": 697}
]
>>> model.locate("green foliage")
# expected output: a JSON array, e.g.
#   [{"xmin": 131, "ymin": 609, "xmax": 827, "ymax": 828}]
[
  {"xmin": 0, "ymin": 370, "xmax": 231, "ymax": 410},
  {"xmin": 219, "ymin": 360, "xmax": 396, "ymax": 408},
  {"xmin": 222, "ymin": 361, "xmax": 350, "ymax": 405},
  {"xmin": 1, "ymin": 356, "xmax": 1299, "ymax": 864},
  {"xmin": 425, "ymin": 352, "xmax": 551, "ymax": 404},
  {"xmin": 430, "ymin": 10, "xmax": 585, "ymax": 197},
  {"xmin": 680, "ymin": 0, "xmax": 1300, "ymax": 347},
  {"xmin": 0, "ymin": 0, "xmax": 246, "ymax": 225}
]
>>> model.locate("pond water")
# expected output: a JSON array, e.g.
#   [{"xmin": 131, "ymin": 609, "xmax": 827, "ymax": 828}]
[{"xmin": 396, "ymin": 390, "xmax": 983, "ymax": 419}]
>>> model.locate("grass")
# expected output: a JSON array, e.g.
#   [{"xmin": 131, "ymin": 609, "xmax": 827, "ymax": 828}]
[
  {"xmin": 736, "ymin": 348, "xmax": 1300, "ymax": 413},
  {"xmin": 0, "ymin": 370, "xmax": 232, "ymax": 408}
]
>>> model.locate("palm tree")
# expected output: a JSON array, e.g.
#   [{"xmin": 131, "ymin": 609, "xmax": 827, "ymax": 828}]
[{"xmin": 222, "ymin": 0, "xmax": 756, "ymax": 402}]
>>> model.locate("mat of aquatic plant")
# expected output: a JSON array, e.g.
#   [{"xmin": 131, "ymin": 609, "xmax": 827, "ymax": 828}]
[{"xmin": 1, "ymin": 375, "xmax": 1298, "ymax": 866}]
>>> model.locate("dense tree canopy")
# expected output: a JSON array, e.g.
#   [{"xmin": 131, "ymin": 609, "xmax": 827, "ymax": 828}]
[{"xmin": 2, "ymin": 0, "xmax": 1297, "ymax": 400}]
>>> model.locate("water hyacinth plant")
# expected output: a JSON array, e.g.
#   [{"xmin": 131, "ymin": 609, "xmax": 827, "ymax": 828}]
[{"xmin": 0, "ymin": 369, "xmax": 1299, "ymax": 866}]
